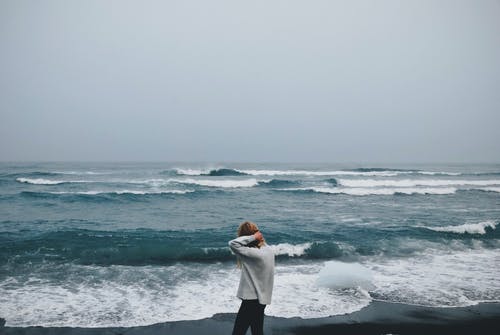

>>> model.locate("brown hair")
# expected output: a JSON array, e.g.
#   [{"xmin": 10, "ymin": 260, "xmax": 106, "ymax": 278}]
[{"xmin": 236, "ymin": 221, "xmax": 265, "ymax": 268}]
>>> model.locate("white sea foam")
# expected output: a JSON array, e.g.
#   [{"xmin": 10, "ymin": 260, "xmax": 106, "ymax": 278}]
[
  {"xmin": 368, "ymin": 248, "xmax": 500, "ymax": 307},
  {"xmin": 3, "ymin": 247, "xmax": 499, "ymax": 327},
  {"xmin": 16, "ymin": 178, "xmax": 66, "ymax": 185},
  {"xmin": 16, "ymin": 178, "xmax": 92, "ymax": 185},
  {"xmin": 266, "ymin": 264, "xmax": 371, "ymax": 319},
  {"xmin": 53, "ymin": 171, "xmax": 111, "ymax": 175},
  {"xmin": 114, "ymin": 178, "xmax": 262, "ymax": 188},
  {"xmin": 0, "ymin": 262, "xmax": 371, "ymax": 327},
  {"xmin": 171, "ymin": 178, "xmax": 261, "ymax": 188},
  {"xmin": 270, "ymin": 243, "xmax": 312, "ymax": 257},
  {"xmin": 282, "ymin": 187, "xmax": 457, "ymax": 195},
  {"xmin": 174, "ymin": 168, "xmax": 213, "ymax": 176},
  {"xmin": 173, "ymin": 168, "xmax": 468, "ymax": 177},
  {"xmin": 425, "ymin": 220, "xmax": 498, "ymax": 234},
  {"xmin": 238, "ymin": 169, "xmax": 400, "ymax": 177},
  {"xmin": 317, "ymin": 261, "xmax": 374, "ymax": 290},
  {"xmin": 49, "ymin": 190, "xmax": 194, "ymax": 195},
  {"xmin": 338, "ymin": 178, "xmax": 500, "ymax": 188},
  {"xmin": 418, "ymin": 171, "xmax": 462, "ymax": 176}
]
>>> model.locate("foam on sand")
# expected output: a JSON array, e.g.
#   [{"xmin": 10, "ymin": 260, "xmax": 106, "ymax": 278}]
[
  {"xmin": 0, "ymin": 262, "xmax": 371, "ymax": 327},
  {"xmin": 368, "ymin": 247, "xmax": 500, "ymax": 307},
  {"xmin": 317, "ymin": 261, "xmax": 374, "ymax": 290}
]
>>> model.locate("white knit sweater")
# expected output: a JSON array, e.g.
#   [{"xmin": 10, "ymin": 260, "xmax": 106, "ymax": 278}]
[{"xmin": 228, "ymin": 235, "xmax": 275, "ymax": 305}]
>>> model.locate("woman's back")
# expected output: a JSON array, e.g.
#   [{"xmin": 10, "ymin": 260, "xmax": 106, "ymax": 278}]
[
  {"xmin": 229, "ymin": 235, "xmax": 275, "ymax": 305},
  {"xmin": 229, "ymin": 221, "xmax": 275, "ymax": 335}
]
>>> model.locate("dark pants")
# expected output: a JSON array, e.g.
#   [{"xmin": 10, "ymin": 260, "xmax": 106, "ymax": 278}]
[{"xmin": 232, "ymin": 299, "xmax": 266, "ymax": 335}]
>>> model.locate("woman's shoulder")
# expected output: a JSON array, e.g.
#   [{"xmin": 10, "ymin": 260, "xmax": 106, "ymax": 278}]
[{"xmin": 261, "ymin": 243, "xmax": 275, "ymax": 254}]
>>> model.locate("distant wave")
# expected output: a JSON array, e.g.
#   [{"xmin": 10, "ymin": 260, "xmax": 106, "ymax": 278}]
[
  {"xmin": 15, "ymin": 171, "xmax": 60, "ymax": 177},
  {"xmin": 201, "ymin": 168, "xmax": 248, "ymax": 176},
  {"xmin": 170, "ymin": 178, "xmax": 261, "ymax": 188},
  {"xmin": 172, "ymin": 168, "xmax": 212, "ymax": 176},
  {"xmin": 424, "ymin": 221, "xmax": 498, "ymax": 235},
  {"xmin": 477, "ymin": 187, "xmax": 500, "ymax": 193},
  {"xmin": 350, "ymin": 167, "xmax": 414, "ymax": 172},
  {"xmin": 15, "ymin": 178, "xmax": 91, "ymax": 185},
  {"xmin": 19, "ymin": 190, "xmax": 195, "ymax": 200},
  {"xmin": 237, "ymin": 169, "xmax": 401, "ymax": 177},
  {"xmin": 170, "ymin": 167, "xmax": 465, "ymax": 177},
  {"xmin": 48, "ymin": 190, "xmax": 195, "ymax": 195},
  {"xmin": 338, "ymin": 179, "xmax": 500, "ymax": 188},
  {"xmin": 15, "ymin": 176, "xmax": 265, "ymax": 188},
  {"xmin": 418, "ymin": 172, "xmax": 461, "ymax": 176},
  {"xmin": 325, "ymin": 178, "xmax": 338, "ymax": 186},
  {"xmin": 279, "ymin": 187, "xmax": 457, "ymax": 196},
  {"xmin": 172, "ymin": 168, "xmax": 402, "ymax": 177},
  {"xmin": 7, "ymin": 171, "xmax": 110, "ymax": 179},
  {"xmin": 343, "ymin": 168, "xmax": 460, "ymax": 176},
  {"xmin": 257, "ymin": 179, "xmax": 300, "ymax": 187},
  {"xmin": 134, "ymin": 178, "xmax": 266, "ymax": 188},
  {"xmin": 172, "ymin": 168, "xmax": 248, "ymax": 176},
  {"xmin": 53, "ymin": 171, "xmax": 110, "ymax": 175}
]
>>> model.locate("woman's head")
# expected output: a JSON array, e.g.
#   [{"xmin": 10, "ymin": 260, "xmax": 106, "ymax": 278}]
[
  {"xmin": 238, "ymin": 221, "xmax": 259, "ymax": 236},
  {"xmin": 237, "ymin": 221, "xmax": 265, "ymax": 248}
]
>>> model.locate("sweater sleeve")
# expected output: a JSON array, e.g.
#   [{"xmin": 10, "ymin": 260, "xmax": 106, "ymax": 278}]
[{"xmin": 228, "ymin": 235, "xmax": 262, "ymax": 258}]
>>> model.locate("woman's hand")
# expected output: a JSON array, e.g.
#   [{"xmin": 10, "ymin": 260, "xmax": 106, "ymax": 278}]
[{"xmin": 254, "ymin": 231, "xmax": 263, "ymax": 242}]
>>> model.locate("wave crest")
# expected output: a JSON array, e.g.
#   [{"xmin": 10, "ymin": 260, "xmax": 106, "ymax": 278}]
[
  {"xmin": 170, "ymin": 178, "xmax": 260, "ymax": 188},
  {"xmin": 477, "ymin": 187, "xmax": 500, "ymax": 193},
  {"xmin": 257, "ymin": 179, "xmax": 299, "ymax": 187},
  {"xmin": 279, "ymin": 187, "xmax": 457, "ymax": 196},
  {"xmin": 16, "ymin": 178, "xmax": 68, "ymax": 185},
  {"xmin": 425, "ymin": 221, "xmax": 498, "ymax": 234},
  {"xmin": 338, "ymin": 178, "xmax": 500, "ymax": 188},
  {"xmin": 270, "ymin": 243, "xmax": 312, "ymax": 256},
  {"xmin": 202, "ymin": 168, "xmax": 248, "ymax": 176}
]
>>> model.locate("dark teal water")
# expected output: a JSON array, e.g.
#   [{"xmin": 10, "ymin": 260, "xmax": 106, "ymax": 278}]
[{"xmin": 1, "ymin": 162, "xmax": 499, "ymax": 326}]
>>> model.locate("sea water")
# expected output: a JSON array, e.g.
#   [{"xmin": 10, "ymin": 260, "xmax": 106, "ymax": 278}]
[{"xmin": 0, "ymin": 162, "xmax": 499, "ymax": 326}]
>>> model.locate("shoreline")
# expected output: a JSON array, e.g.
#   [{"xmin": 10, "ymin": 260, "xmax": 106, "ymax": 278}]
[{"xmin": 2, "ymin": 301, "xmax": 500, "ymax": 334}]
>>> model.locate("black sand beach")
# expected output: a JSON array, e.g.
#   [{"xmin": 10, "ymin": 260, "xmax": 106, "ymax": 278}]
[{"xmin": 2, "ymin": 301, "xmax": 499, "ymax": 335}]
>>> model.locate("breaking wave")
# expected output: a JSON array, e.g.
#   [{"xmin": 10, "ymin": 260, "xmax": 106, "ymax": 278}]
[
  {"xmin": 15, "ymin": 178, "xmax": 90, "ymax": 185},
  {"xmin": 0, "ymin": 230, "xmax": 345, "ymax": 266},
  {"xmin": 477, "ymin": 187, "xmax": 500, "ymax": 193},
  {"xmin": 201, "ymin": 168, "xmax": 248, "ymax": 176},
  {"xmin": 424, "ymin": 221, "xmax": 498, "ymax": 235},
  {"xmin": 48, "ymin": 190, "xmax": 195, "ymax": 195},
  {"xmin": 171, "ymin": 178, "xmax": 260, "ymax": 188},
  {"xmin": 338, "ymin": 178, "xmax": 500, "ymax": 188},
  {"xmin": 257, "ymin": 179, "xmax": 300, "ymax": 187},
  {"xmin": 168, "ymin": 168, "xmax": 469, "ymax": 177},
  {"xmin": 279, "ymin": 187, "xmax": 457, "ymax": 196}
]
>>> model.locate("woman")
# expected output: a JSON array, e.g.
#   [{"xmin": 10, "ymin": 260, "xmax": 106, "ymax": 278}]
[{"xmin": 228, "ymin": 221, "xmax": 275, "ymax": 335}]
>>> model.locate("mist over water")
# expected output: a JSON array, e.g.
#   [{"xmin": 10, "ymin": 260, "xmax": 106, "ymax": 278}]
[{"xmin": 1, "ymin": 162, "xmax": 499, "ymax": 327}]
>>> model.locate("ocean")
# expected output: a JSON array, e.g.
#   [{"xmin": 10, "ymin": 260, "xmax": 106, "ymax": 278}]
[{"xmin": 1, "ymin": 162, "xmax": 499, "ymax": 327}]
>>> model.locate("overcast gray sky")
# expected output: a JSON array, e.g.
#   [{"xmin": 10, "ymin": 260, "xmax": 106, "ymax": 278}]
[{"xmin": 1, "ymin": 0, "xmax": 499, "ymax": 163}]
